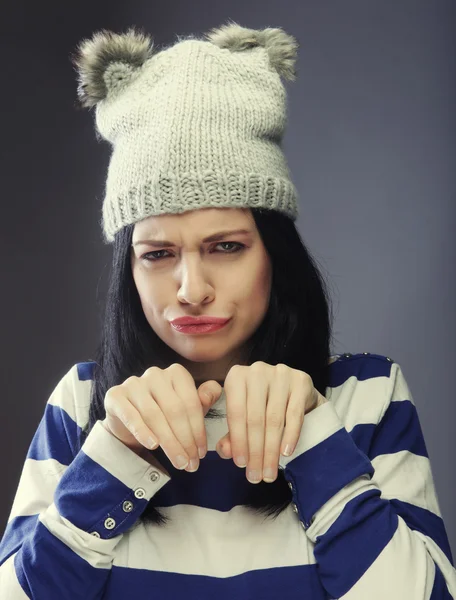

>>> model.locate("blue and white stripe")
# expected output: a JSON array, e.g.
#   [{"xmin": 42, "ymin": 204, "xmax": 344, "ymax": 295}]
[{"xmin": 0, "ymin": 354, "xmax": 454, "ymax": 599}]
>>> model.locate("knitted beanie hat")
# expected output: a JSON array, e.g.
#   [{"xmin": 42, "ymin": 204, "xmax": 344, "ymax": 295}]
[{"xmin": 72, "ymin": 20, "xmax": 300, "ymax": 244}]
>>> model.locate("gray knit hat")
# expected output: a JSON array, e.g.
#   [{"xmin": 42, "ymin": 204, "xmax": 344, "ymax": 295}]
[{"xmin": 72, "ymin": 20, "xmax": 300, "ymax": 244}]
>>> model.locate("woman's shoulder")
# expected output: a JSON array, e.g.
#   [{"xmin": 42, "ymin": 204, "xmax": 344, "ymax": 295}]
[
  {"xmin": 327, "ymin": 352, "xmax": 397, "ymax": 425},
  {"xmin": 328, "ymin": 352, "xmax": 396, "ymax": 387},
  {"xmin": 47, "ymin": 361, "xmax": 97, "ymax": 432}
]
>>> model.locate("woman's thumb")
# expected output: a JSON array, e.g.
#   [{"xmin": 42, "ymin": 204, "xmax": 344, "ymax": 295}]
[{"xmin": 198, "ymin": 381, "xmax": 223, "ymax": 415}]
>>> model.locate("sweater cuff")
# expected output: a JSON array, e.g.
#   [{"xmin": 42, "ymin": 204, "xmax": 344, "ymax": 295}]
[
  {"xmin": 54, "ymin": 420, "xmax": 171, "ymax": 539},
  {"xmin": 278, "ymin": 401, "xmax": 374, "ymax": 533}
]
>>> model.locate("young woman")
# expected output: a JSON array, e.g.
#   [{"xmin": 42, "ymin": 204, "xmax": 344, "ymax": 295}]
[{"xmin": 1, "ymin": 21, "xmax": 454, "ymax": 600}]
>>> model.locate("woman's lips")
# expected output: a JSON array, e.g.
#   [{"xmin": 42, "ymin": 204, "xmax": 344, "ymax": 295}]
[
  {"xmin": 171, "ymin": 319, "xmax": 231, "ymax": 334},
  {"xmin": 170, "ymin": 316, "xmax": 230, "ymax": 326}
]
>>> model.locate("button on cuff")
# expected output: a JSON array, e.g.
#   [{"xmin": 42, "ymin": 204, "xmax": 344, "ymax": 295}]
[{"xmin": 87, "ymin": 467, "xmax": 168, "ymax": 539}]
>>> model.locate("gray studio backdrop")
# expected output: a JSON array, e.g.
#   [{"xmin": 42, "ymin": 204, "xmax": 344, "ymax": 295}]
[{"xmin": 1, "ymin": 1, "xmax": 455, "ymax": 555}]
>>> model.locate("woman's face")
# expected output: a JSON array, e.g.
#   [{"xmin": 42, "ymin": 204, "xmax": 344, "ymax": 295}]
[{"xmin": 131, "ymin": 207, "xmax": 272, "ymax": 384}]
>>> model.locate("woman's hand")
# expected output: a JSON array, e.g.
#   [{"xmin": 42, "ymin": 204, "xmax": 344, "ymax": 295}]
[
  {"xmin": 215, "ymin": 362, "xmax": 327, "ymax": 484},
  {"xmin": 102, "ymin": 363, "xmax": 221, "ymax": 472}
]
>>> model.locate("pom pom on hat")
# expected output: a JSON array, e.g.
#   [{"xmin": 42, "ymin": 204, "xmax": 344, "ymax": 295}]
[
  {"xmin": 71, "ymin": 27, "xmax": 155, "ymax": 108},
  {"xmin": 204, "ymin": 20, "xmax": 299, "ymax": 81}
]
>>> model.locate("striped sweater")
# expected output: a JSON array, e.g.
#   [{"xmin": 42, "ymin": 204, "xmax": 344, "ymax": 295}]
[{"xmin": 0, "ymin": 353, "xmax": 455, "ymax": 599}]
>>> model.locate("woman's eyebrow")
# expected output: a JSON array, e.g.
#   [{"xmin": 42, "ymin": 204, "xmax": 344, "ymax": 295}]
[{"xmin": 132, "ymin": 229, "xmax": 252, "ymax": 248}]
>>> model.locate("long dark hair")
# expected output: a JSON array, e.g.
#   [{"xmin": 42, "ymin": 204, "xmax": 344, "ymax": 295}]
[{"xmin": 79, "ymin": 207, "xmax": 335, "ymax": 527}]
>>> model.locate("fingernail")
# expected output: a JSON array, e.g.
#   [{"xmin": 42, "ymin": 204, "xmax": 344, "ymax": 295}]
[
  {"xmin": 247, "ymin": 470, "xmax": 261, "ymax": 484},
  {"xmin": 235, "ymin": 456, "xmax": 247, "ymax": 468},
  {"xmin": 283, "ymin": 444, "xmax": 294, "ymax": 457},
  {"xmin": 147, "ymin": 436, "xmax": 158, "ymax": 449},
  {"xmin": 263, "ymin": 467, "xmax": 276, "ymax": 482},
  {"xmin": 175, "ymin": 455, "xmax": 189, "ymax": 470},
  {"xmin": 198, "ymin": 446, "xmax": 206, "ymax": 459},
  {"xmin": 187, "ymin": 458, "xmax": 199, "ymax": 472}
]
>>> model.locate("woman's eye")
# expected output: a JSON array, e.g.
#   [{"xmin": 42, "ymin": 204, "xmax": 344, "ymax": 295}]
[{"xmin": 142, "ymin": 242, "xmax": 245, "ymax": 262}]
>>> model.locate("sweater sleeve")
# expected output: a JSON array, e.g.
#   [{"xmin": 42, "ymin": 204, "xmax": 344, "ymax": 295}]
[
  {"xmin": 278, "ymin": 359, "xmax": 456, "ymax": 599},
  {"xmin": 0, "ymin": 364, "xmax": 171, "ymax": 599}
]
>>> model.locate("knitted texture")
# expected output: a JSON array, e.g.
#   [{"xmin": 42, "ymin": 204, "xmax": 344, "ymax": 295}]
[{"xmin": 72, "ymin": 21, "xmax": 300, "ymax": 243}]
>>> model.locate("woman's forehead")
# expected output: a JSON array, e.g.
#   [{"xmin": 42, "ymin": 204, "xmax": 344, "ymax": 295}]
[{"xmin": 133, "ymin": 207, "xmax": 254, "ymax": 237}]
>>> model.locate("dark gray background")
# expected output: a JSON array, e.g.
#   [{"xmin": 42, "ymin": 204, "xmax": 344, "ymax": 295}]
[{"xmin": 1, "ymin": 1, "xmax": 455, "ymax": 557}]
